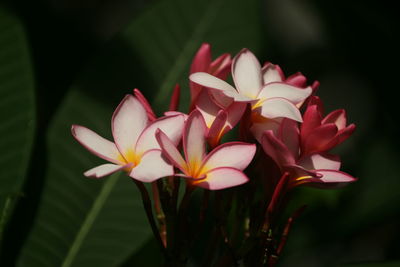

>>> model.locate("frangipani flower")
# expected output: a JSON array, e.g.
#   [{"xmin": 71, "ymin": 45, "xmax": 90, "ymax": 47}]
[
  {"xmin": 195, "ymin": 89, "xmax": 246, "ymax": 147},
  {"xmin": 190, "ymin": 43, "xmax": 231, "ymax": 104},
  {"xmin": 300, "ymin": 97, "xmax": 356, "ymax": 157},
  {"xmin": 156, "ymin": 110, "xmax": 256, "ymax": 190},
  {"xmin": 262, "ymin": 62, "xmax": 320, "ymax": 91},
  {"xmin": 72, "ymin": 94, "xmax": 185, "ymax": 182},
  {"xmin": 190, "ymin": 49, "xmax": 312, "ymax": 123},
  {"xmin": 189, "ymin": 44, "xmax": 244, "ymax": 147},
  {"xmin": 261, "ymin": 119, "xmax": 356, "ymax": 188}
]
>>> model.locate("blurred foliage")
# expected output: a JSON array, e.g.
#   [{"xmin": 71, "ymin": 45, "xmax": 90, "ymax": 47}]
[
  {"xmin": 0, "ymin": 4, "xmax": 35, "ymax": 246},
  {"xmin": 0, "ymin": 0, "xmax": 398, "ymax": 266}
]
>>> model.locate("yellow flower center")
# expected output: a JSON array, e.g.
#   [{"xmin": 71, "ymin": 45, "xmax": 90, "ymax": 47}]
[
  {"xmin": 118, "ymin": 148, "xmax": 142, "ymax": 171},
  {"xmin": 251, "ymin": 98, "xmax": 266, "ymax": 110}
]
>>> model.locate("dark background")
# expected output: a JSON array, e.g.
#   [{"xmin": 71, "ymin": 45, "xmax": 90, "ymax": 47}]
[{"xmin": 0, "ymin": 0, "xmax": 399, "ymax": 266}]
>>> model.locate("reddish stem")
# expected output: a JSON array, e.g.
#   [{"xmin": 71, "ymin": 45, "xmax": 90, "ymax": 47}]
[
  {"xmin": 152, "ymin": 182, "xmax": 167, "ymax": 247},
  {"xmin": 132, "ymin": 179, "xmax": 167, "ymax": 258}
]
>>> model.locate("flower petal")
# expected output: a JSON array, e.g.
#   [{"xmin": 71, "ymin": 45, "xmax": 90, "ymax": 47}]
[
  {"xmin": 129, "ymin": 149, "xmax": 174, "ymax": 182},
  {"xmin": 71, "ymin": 125, "xmax": 121, "ymax": 164},
  {"xmin": 208, "ymin": 89, "xmax": 235, "ymax": 108},
  {"xmin": 207, "ymin": 110, "xmax": 228, "ymax": 147},
  {"xmin": 250, "ymin": 119, "xmax": 281, "ymax": 142},
  {"xmin": 261, "ymin": 130, "xmax": 296, "ymax": 167},
  {"xmin": 223, "ymin": 90, "xmax": 256, "ymax": 102},
  {"xmin": 322, "ymin": 109, "xmax": 347, "ymax": 130},
  {"xmin": 259, "ymin": 97, "xmax": 303, "ymax": 122},
  {"xmin": 334, "ymin": 124, "xmax": 356, "ymax": 145},
  {"xmin": 317, "ymin": 170, "xmax": 357, "ymax": 183},
  {"xmin": 112, "ymin": 95, "xmax": 148, "ymax": 159},
  {"xmin": 195, "ymin": 89, "xmax": 220, "ymax": 127},
  {"xmin": 299, "ymin": 153, "xmax": 341, "ymax": 171},
  {"xmin": 84, "ymin": 163, "xmax": 131, "ymax": 178},
  {"xmin": 135, "ymin": 114, "xmax": 185, "ymax": 154},
  {"xmin": 189, "ymin": 43, "xmax": 212, "ymax": 102},
  {"xmin": 323, "ymin": 124, "xmax": 356, "ymax": 151},
  {"xmin": 232, "ymin": 49, "xmax": 262, "ymax": 98},
  {"xmin": 278, "ymin": 118, "xmax": 300, "ymax": 157},
  {"xmin": 156, "ymin": 129, "xmax": 187, "ymax": 173},
  {"xmin": 210, "ymin": 53, "xmax": 231, "ymax": 79},
  {"xmin": 193, "ymin": 167, "xmax": 249, "ymax": 190},
  {"xmin": 190, "ymin": 43, "xmax": 212, "ymax": 73},
  {"xmin": 302, "ymin": 123, "xmax": 338, "ymax": 155},
  {"xmin": 285, "ymin": 72, "xmax": 307, "ymax": 87},
  {"xmin": 258, "ymin": 82, "xmax": 312, "ymax": 104},
  {"xmin": 169, "ymin": 84, "xmax": 181, "ymax": 111},
  {"xmin": 226, "ymin": 102, "xmax": 247, "ymax": 129},
  {"xmin": 300, "ymin": 105, "xmax": 322, "ymax": 143},
  {"xmin": 190, "ymin": 72, "xmax": 237, "ymax": 93},
  {"xmin": 183, "ymin": 110, "xmax": 207, "ymax": 166},
  {"xmin": 262, "ymin": 63, "xmax": 284, "ymax": 84},
  {"xmin": 202, "ymin": 142, "xmax": 256, "ymax": 171},
  {"xmin": 133, "ymin": 89, "xmax": 157, "ymax": 121}
]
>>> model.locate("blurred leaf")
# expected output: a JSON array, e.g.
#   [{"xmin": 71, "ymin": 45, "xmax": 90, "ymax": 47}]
[
  {"xmin": 16, "ymin": 0, "xmax": 263, "ymax": 266},
  {"xmin": 16, "ymin": 91, "xmax": 151, "ymax": 267},
  {"xmin": 0, "ymin": 6, "xmax": 35, "ymax": 239}
]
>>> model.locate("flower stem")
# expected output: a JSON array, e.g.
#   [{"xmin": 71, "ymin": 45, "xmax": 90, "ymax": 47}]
[
  {"xmin": 151, "ymin": 181, "xmax": 167, "ymax": 247},
  {"xmin": 132, "ymin": 179, "xmax": 167, "ymax": 259}
]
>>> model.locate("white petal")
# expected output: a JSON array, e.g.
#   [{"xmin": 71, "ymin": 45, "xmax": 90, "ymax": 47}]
[
  {"xmin": 317, "ymin": 170, "xmax": 356, "ymax": 183},
  {"xmin": 259, "ymin": 98, "xmax": 303, "ymax": 122},
  {"xmin": 223, "ymin": 90, "xmax": 256, "ymax": 102},
  {"xmin": 202, "ymin": 142, "xmax": 256, "ymax": 171},
  {"xmin": 135, "ymin": 115, "xmax": 185, "ymax": 154},
  {"xmin": 189, "ymin": 72, "xmax": 237, "ymax": 93},
  {"xmin": 193, "ymin": 167, "xmax": 249, "ymax": 190},
  {"xmin": 262, "ymin": 63, "xmax": 283, "ymax": 84},
  {"xmin": 84, "ymin": 163, "xmax": 130, "ymax": 178},
  {"xmin": 71, "ymin": 125, "xmax": 121, "ymax": 164},
  {"xmin": 258, "ymin": 83, "xmax": 312, "ymax": 104},
  {"xmin": 232, "ymin": 49, "xmax": 262, "ymax": 98},
  {"xmin": 299, "ymin": 154, "xmax": 341, "ymax": 171},
  {"xmin": 129, "ymin": 149, "xmax": 173, "ymax": 182},
  {"xmin": 112, "ymin": 95, "xmax": 148, "ymax": 158}
]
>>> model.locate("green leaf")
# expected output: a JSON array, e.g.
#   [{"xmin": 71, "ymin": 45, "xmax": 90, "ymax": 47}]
[
  {"xmin": 17, "ymin": 0, "xmax": 263, "ymax": 266},
  {"xmin": 0, "ymin": 5, "xmax": 35, "ymax": 240},
  {"xmin": 17, "ymin": 91, "xmax": 151, "ymax": 267}
]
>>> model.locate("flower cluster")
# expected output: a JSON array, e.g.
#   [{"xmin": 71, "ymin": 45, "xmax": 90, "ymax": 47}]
[{"xmin": 72, "ymin": 43, "xmax": 356, "ymax": 266}]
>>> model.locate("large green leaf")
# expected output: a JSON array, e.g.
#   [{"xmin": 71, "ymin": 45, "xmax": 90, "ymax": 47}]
[
  {"xmin": 17, "ymin": 0, "xmax": 262, "ymax": 266},
  {"xmin": 0, "ymin": 6, "xmax": 35, "ymax": 240}
]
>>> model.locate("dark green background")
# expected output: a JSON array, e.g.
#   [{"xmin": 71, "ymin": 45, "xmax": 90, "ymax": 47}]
[{"xmin": 0, "ymin": 0, "xmax": 398, "ymax": 266}]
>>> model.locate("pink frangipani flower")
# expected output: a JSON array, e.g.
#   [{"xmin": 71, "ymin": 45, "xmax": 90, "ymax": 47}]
[
  {"xmin": 189, "ymin": 44, "xmax": 244, "ymax": 147},
  {"xmin": 190, "ymin": 43, "xmax": 232, "ymax": 105},
  {"xmin": 72, "ymin": 93, "xmax": 185, "ymax": 182},
  {"xmin": 195, "ymin": 89, "xmax": 246, "ymax": 147},
  {"xmin": 261, "ymin": 118, "xmax": 356, "ymax": 188},
  {"xmin": 156, "ymin": 110, "xmax": 256, "ymax": 190},
  {"xmin": 262, "ymin": 62, "xmax": 320, "ymax": 92},
  {"xmin": 190, "ymin": 49, "xmax": 312, "ymax": 123},
  {"xmin": 300, "ymin": 96, "xmax": 356, "ymax": 157}
]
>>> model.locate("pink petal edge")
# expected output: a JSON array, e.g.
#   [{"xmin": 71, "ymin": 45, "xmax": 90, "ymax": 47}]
[
  {"xmin": 71, "ymin": 125, "xmax": 121, "ymax": 164},
  {"xmin": 84, "ymin": 163, "xmax": 131, "ymax": 178}
]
